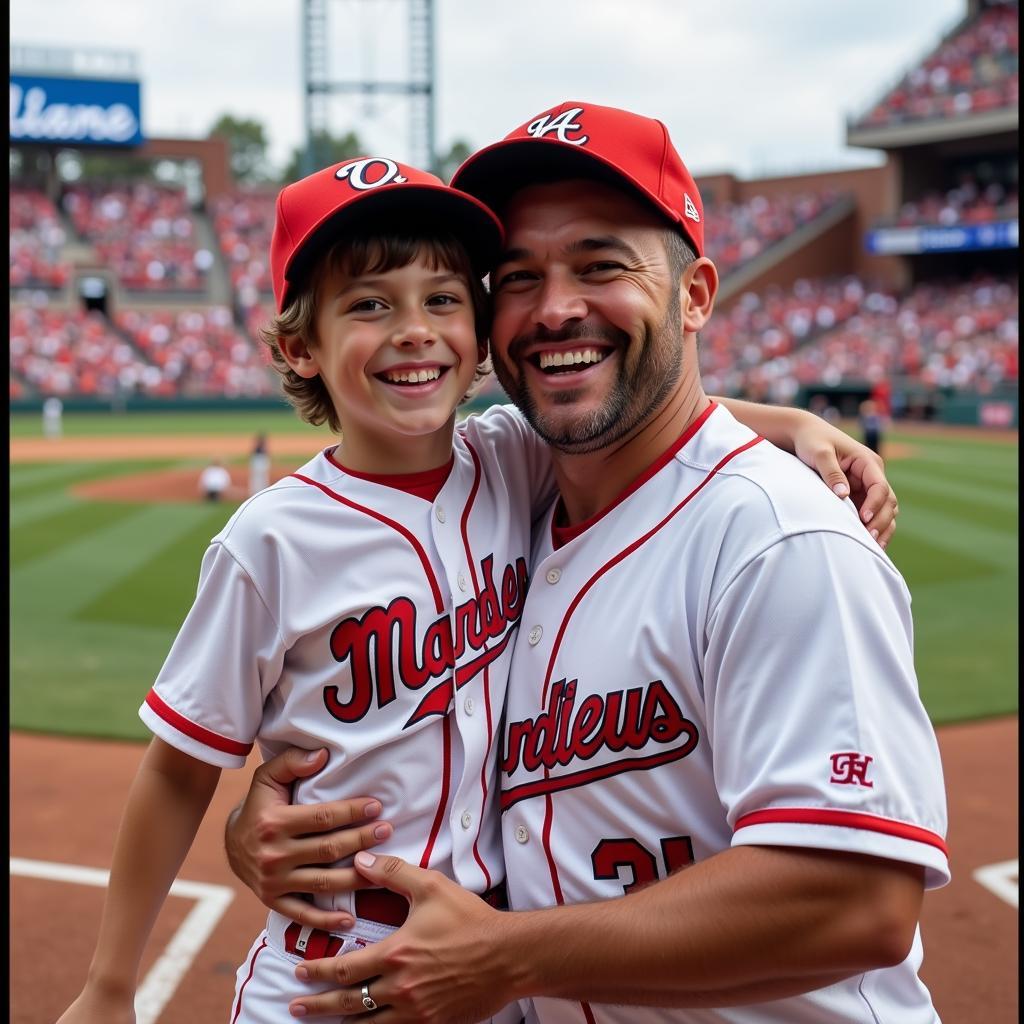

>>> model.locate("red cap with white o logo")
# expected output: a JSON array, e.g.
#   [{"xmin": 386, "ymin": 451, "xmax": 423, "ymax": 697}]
[
  {"xmin": 271, "ymin": 157, "xmax": 505, "ymax": 312},
  {"xmin": 451, "ymin": 101, "xmax": 704, "ymax": 257}
]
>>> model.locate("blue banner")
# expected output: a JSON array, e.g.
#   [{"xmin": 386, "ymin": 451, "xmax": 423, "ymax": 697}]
[
  {"xmin": 10, "ymin": 74, "xmax": 143, "ymax": 146},
  {"xmin": 865, "ymin": 220, "xmax": 1018, "ymax": 255}
]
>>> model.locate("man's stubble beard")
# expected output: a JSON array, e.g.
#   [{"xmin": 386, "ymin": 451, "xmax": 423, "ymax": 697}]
[{"xmin": 491, "ymin": 291, "xmax": 684, "ymax": 454}]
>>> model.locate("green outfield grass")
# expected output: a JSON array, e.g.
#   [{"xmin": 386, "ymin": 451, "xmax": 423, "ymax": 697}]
[
  {"xmin": 9, "ymin": 408, "xmax": 324, "ymax": 438},
  {"xmin": 9, "ymin": 416, "xmax": 1018, "ymax": 740}
]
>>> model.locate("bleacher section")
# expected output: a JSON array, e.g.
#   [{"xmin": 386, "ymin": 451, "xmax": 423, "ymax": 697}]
[
  {"xmin": 10, "ymin": 187, "xmax": 71, "ymax": 290},
  {"xmin": 853, "ymin": 2, "xmax": 1017, "ymax": 128}
]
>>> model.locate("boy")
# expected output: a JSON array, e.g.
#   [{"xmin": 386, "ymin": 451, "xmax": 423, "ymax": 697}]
[{"xmin": 58, "ymin": 156, "xmax": 898, "ymax": 1024}]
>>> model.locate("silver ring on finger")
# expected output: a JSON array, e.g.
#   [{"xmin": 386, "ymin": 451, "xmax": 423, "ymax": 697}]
[{"xmin": 361, "ymin": 983, "xmax": 379, "ymax": 1011}]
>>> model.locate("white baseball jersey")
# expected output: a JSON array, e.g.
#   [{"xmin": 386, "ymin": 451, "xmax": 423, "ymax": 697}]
[
  {"xmin": 500, "ymin": 402, "xmax": 949, "ymax": 1024},
  {"xmin": 139, "ymin": 403, "xmax": 551, "ymax": 1022}
]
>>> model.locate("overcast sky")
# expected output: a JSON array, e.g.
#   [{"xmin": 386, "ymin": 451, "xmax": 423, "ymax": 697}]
[{"xmin": 11, "ymin": 0, "xmax": 967, "ymax": 179}]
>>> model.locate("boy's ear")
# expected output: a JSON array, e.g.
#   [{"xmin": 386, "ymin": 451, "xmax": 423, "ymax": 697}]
[{"xmin": 278, "ymin": 334, "xmax": 321, "ymax": 379}]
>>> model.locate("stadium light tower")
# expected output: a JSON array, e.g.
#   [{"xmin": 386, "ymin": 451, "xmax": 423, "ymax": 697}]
[{"xmin": 302, "ymin": 0, "xmax": 436, "ymax": 176}]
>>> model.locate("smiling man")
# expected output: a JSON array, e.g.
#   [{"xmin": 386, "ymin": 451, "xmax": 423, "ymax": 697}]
[{"xmin": 227, "ymin": 102, "xmax": 948, "ymax": 1024}]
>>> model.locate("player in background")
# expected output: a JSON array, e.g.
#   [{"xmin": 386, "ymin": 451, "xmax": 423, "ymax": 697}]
[
  {"xmin": 260, "ymin": 103, "xmax": 947, "ymax": 1024},
  {"xmin": 58, "ymin": 151, "xmax": 899, "ymax": 1023}
]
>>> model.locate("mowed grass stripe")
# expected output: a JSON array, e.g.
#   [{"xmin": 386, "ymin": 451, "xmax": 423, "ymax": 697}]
[
  {"xmin": 10, "ymin": 459, "xmax": 175, "ymax": 499},
  {"xmin": 80, "ymin": 508, "xmax": 237, "ymax": 631},
  {"xmin": 910, "ymin": 571, "xmax": 1018, "ymax": 724},
  {"xmin": 888, "ymin": 499, "xmax": 1017, "ymax": 569},
  {"xmin": 886, "ymin": 465, "xmax": 1018, "ymax": 510},
  {"xmin": 10, "ymin": 503, "xmax": 227, "ymax": 618},
  {"xmin": 12, "ymin": 618, "xmax": 174, "ymax": 740},
  {"xmin": 10, "ymin": 497, "xmax": 142, "ymax": 552},
  {"xmin": 885, "ymin": 480, "xmax": 1016, "ymax": 534}
]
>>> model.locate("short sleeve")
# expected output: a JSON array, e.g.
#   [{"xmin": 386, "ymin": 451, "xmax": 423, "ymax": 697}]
[
  {"xmin": 704, "ymin": 530, "xmax": 950, "ymax": 889},
  {"xmin": 139, "ymin": 541, "xmax": 285, "ymax": 768}
]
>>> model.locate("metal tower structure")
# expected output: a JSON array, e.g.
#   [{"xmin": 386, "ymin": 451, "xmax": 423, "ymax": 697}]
[{"xmin": 302, "ymin": 0, "xmax": 436, "ymax": 177}]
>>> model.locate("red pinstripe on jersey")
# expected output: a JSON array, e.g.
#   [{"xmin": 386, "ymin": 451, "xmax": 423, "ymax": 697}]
[
  {"xmin": 534, "ymin": 427, "xmax": 766, "ymax": 909},
  {"xmin": 293, "ymin": 466, "xmax": 457, "ymax": 871},
  {"xmin": 291, "ymin": 472, "xmax": 445, "ymax": 610},
  {"xmin": 144, "ymin": 689, "xmax": 253, "ymax": 756},
  {"xmin": 735, "ymin": 807, "xmax": 949, "ymax": 855},
  {"xmin": 461, "ymin": 439, "xmax": 494, "ymax": 889}
]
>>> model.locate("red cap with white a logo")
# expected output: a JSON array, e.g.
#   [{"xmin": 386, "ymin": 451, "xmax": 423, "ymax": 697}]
[
  {"xmin": 271, "ymin": 157, "xmax": 505, "ymax": 312},
  {"xmin": 451, "ymin": 101, "xmax": 704, "ymax": 257}
]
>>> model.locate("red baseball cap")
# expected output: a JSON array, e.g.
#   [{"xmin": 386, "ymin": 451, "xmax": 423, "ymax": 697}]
[
  {"xmin": 450, "ymin": 101, "xmax": 704, "ymax": 256},
  {"xmin": 270, "ymin": 156, "xmax": 505, "ymax": 312}
]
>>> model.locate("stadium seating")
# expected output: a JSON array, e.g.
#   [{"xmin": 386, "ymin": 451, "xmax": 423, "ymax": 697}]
[
  {"xmin": 703, "ymin": 275, "xmax": 1018, "ymax": 400},
  {"xmin": 209, "ymin": 189, "xmax": 277, "ymax": 308},
  {"xmin": 10, "ymin": 187, "xmax": 71, "ymax": 290},
  {"xmin": 857, "ymin": 3, "xmax": 1018, "ymax": 126},
  {"xmin": 62, "ymin": 182, "xmax": 214, "ymax": 292},
  {"xmin": 892, "ymin": 181, "xmax": 1018, "ymax": 226},
  {"xmin": 703, "ymin": 191, "xmax": 845, "ymax": 278},
  {"xmin": 10, "ymin": 303, "xmax": 158, "ymax": 397},
  {"xmin": 115, "ymin": 306, "xmax": 276, "ymax": 397}
]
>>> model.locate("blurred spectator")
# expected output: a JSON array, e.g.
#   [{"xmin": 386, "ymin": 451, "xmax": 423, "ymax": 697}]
[{"xmin": 859, "ymin": 399, "xmax": 885, "ymax": 455}]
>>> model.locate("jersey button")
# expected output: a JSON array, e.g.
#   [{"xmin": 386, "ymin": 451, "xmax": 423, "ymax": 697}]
[
  {"xmin": 461, "ymin": 811, "xmax": 473, "ymax": 830},
  {"xmin": 528, "ymin": 626, "xmax": 543, "ymax": 645},
  {"xmin": 514, "ymin": 825, "xmax": 529, "ymax": 844},
  {"xmin": 457, "ymin": 571, "xmax": 468, "ymax": 592},
  {"xmin": 545, "ymin": 568, "xmax": 561, "ymax": 584},
  {"xmin": 464, "ymin": 697, "xmax": 475, "ymax": 715},
  {"xmin": 435, "ymin": 505, "xmax": 446, "ymax": 523}
]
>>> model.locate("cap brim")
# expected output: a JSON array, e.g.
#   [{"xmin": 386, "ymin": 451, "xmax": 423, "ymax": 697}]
[
  {"xmin": 452, "ymin": 138, "xmax": 695, "ymax": 249},
  {"xmin": 284, "ymin": 183, "xmax": 504, "ymax": 294}
]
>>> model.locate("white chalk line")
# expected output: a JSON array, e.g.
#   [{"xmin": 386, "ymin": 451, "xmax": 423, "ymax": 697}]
[
  {"xmin": 972, "ymin": 858, "xmax": 1018, "ymax": 909},
  {"xmin": 10, "ymin": 857, "xmax": 235, "ymax": 1024}
]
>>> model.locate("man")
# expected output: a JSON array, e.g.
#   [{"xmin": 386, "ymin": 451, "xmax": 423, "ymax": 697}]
[{"xmin": 227, "ymin": 102, "xmax": 946, "ymax": 1022}]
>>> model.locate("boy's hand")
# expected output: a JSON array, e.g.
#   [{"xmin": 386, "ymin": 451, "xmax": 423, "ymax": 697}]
[
  {"xmin": 792, "ymin": 421, "xmax": 898, "ymax": 549},
  {"xmin": 224, "ymin": 747, "xmax": 393, "ymax": 932}
]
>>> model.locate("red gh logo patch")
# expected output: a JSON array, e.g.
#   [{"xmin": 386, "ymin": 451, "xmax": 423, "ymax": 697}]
[{"xmin": 829, "ymin": 751, "xmax": 874, "ymax": 787}]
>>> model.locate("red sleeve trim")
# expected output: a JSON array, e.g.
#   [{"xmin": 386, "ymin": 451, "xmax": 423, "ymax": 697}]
[
  {"xmin": 145, "ymin": 689, "xmax": 253, "ymax": 757},
  {"xmin": 734, "ymin": 807, "xmax": 948, "ymax": 856}
]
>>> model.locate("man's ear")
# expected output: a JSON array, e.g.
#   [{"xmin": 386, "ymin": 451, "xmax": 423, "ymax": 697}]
[
  {"xmin": 277, "ymin": 333, "xmax": 321, "ymax": 379},
  {"xmin": 680, "ymin": 257, "xmax": 719, "ymax": 334}
]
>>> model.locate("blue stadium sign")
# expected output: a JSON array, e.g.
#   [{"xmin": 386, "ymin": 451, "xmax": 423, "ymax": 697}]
[
  {"xmin": 9, "ymin": 74, "xmax": 143, "ymax": 146},
  {"xmin": 865, "ymin": 220, "xmax": 1018, "ymax": 255}
]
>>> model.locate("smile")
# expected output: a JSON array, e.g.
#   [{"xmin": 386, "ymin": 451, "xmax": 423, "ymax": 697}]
[
  {"xmin": 380, "ymin": 367, "xmax": 445, "ymax": 385},
  {"xmin": 534, "ymin": 349, "xmax": 608, "ymax": 374}
]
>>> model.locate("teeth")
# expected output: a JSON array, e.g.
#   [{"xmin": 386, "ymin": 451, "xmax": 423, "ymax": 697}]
[
  {"xmin": 385, "ymin": 367, "xmax": 442, "ymax": 384},
  {"xmin": 538, "ymin": 349, "xmax": 606, "ymax": 370}
]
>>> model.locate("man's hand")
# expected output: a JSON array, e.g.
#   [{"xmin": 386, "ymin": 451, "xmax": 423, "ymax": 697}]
[
  {"xmin": 225, "ymin": 747, "xmax": 393, "ymax": 931},
  {"xmin": 792, "ymin": 420, "xmax": 898, "ymax": 549},
  {"xmin": 289, "ymin": 852, "xmax": 516, "ymax": 1022}
]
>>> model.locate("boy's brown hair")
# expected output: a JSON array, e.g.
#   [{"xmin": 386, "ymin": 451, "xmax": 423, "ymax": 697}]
[{"xmin": 261, "ymin": 230, "xmax": 492, "ymax": 434}]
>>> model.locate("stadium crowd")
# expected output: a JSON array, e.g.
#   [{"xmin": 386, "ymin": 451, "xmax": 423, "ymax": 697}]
[
  {"xmin": 890, "ymin": 178, "xmax": 1018, "ymax": 227},
  {"xmin": 10, "ymin": 188, "xmax": 71, "ymax": 290},
  {"xmin": 705, "ymin": 275, "xmax": 1018, "ymax": 403},
  {"xmin": 62, "ymin": 183, "xmax": 215, "ymax": 291},
  {"xmin": 209, "ymin": 189, "xmax": 277, "ymax": 309},
  {"xmin": 857, "ymin": 2, "xmax": 1018, "ymax": 126},
  {"xmin": 115, "ymin": 306, "xmax": 276, "ymax": 397}
]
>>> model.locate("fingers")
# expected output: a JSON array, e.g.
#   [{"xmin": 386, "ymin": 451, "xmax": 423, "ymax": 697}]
[
  {"xmin": 253, "ymin": 746, "xmax": 328, "ymax": 793},
  {"xmin": 271, "ymin": 895, "xmax": 355, "ymax": 932},
  {"xmin": 288, "ymin": 977, "xmax": 388, "ymax": 1018},
  {"xmin": 352, "ymin": 852, "xmax": 427, "ymax": 899},
  {"xmin": 812, "ymin": 446, "xmax": 851, "ymax": 499}
]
